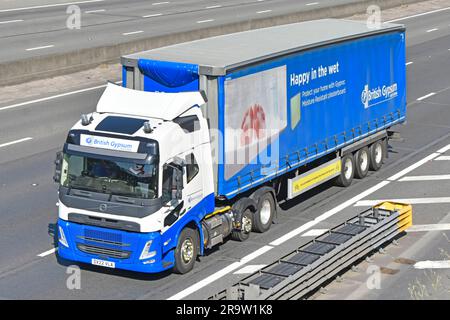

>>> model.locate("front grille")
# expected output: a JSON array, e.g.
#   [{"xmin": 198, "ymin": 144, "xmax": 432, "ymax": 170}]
[
  {"xmin": 77, "ymin": 236, "xmax": 129, "ymax": 247},
  {"xmin": 84, "ymin": 229, "xmax": 122, "ymax": 243},
  {"xmin": 77, "ymin": 243, "xmax": 131, "ymax": 259}
]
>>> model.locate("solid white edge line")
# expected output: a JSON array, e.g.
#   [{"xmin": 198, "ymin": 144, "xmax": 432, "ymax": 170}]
[
  {"xmin": 407, "ymin": 224, "xmax": 450, "ymax": 232},
  {"xmin": 0, "ymin": 137, "xmax": 33, "ymax": 148},
  {"xmin": 142, "ymin": 13, "xmax": 163, "ymax": 18},
  {"xmin": 0, "ymin": 0, "xmax": 104, "ymax": 13},
  {"xmin": 233, "ymin": 264, "xmax": 266, "ymax": 274},
  {"xmin": 197, "ymin": 19, "xmax": 214, "ymax": 23},
  {"xmin": 37, "ymin": 248, "xmax": 57, "ymax": 257},
  {"xmin": 387, "ymin": 153, "xmax": 440, "ymax": 181},
  {"xmin": 414, "ymin": 260, "xmax": 450, "ymax": 269},
  {"xmin": 417, "ymin": 92, "xmax": 436, "ymax": 101},
  {"xmin": 122, "ymin": 31, "xmax": 143, "ymax": 36},
  {"xmin": 426, "ymin": 28, "xmax": 438, "ymax": 32},
  {"xmin": 436, "ymin": 144, "xmax": 450, "ymax": 153},
  {"xmin": 435, "ymin": 156, "xmax": 450, "ymax": 161},
  {"xmin": 0, "ymin": 19, "xmax": 24, "ymax": 24},
  {"xmin": 257, "ymin": 10, "xmax": 272, "ymax": 13},
  {"xmin": 301, "ymin": 229, "xmax": 329, "ymax": 237},
  {"xmin": 355, "ymin": 197, "xmax": 450, "ymax": 207},
  {"xmin": 386, "ymin": 6, "xmax": 450, "ymax": 22},
  {"xmin": 85, "ymin": 9, "xmax": 105, "ymax": 13},
  {"xmin": 26, "ymin": 45, "xmax": 54, "ymax": 51},
  {"xmin": 167, "ymin": 246, "xmax": 272, "ymax": 300}
]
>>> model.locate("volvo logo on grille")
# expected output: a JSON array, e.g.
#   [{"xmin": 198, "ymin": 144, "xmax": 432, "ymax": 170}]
[{"xmin": 99, "ymin": 204, "xmax": 108, "ymax": 212}]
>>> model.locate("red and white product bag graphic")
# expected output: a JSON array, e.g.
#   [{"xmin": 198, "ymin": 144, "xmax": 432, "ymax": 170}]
[{"xmin": 224, "ymin": 66, "xmax": 287, "ymax": 180}]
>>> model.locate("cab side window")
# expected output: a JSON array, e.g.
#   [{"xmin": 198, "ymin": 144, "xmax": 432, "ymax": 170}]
[{"xmin": 185, "ymin": 153, "xmax": 199, "ymax": 183}]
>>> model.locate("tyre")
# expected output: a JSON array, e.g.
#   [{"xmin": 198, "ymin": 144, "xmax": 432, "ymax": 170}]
[
  {"xmin": 369, "ymin": 140, "xmax": 385, "ymax": 171},
  {"xmin": 354, "ymin": 147, "xmax": 370, "ymax": 179},
  {"xmin": 335, "ymin": 154, "xmax": 355, "ymax": 187},
  {"xmin": 231, "ymin": 209, "xmax": 252, "ymax": 242},
  {"xmin": 173, "ymin": 227, "xmax": 199, "ymax": 274},
  {"xmin": 253, "ymin": 192, "xmax": 275, "ymax": 233}
]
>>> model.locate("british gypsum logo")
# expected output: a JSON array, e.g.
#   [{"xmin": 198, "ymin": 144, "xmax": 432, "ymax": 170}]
[{"xmin": 361, "ymin": 83, "xmax": 398, "ymax": 108}]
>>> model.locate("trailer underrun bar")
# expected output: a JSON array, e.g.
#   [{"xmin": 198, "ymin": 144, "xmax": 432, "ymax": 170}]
[{"xmin": 209, "ymin": 202, "xmax": 412, "ymax": 300}]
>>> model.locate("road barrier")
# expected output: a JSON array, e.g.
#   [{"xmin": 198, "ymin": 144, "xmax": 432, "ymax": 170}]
[{"xmin": 209, "ymin": 202, "xmax": 412, "ymax": 300}]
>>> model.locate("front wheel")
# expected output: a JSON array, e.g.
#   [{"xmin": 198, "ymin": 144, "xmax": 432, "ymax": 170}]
[{"xmin": 173, "ymin": 227, "xmax": 199, "ymax": 274}]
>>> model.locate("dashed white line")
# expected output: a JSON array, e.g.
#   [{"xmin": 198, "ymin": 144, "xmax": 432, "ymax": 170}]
[
  {"xmin": 197, "ymin": 19, "xmax": 214, "ymax": 24},
  {"xmin": 355, "ymin": 197, "xmax": 450, "ymax": 207},
  {"xmin": 301, "ymin": 229, "xmax": 328, "ymax": 237},
  {"xmin": 257, "ymin": 10, "xmax": 272, "ymax": 14},
  {"xmin": 407, "ymin": 224, "xmax": 450, "ymax": 232},
  {"xmin": 85, "ymin": 9, "xmax": 105, "ymax": 13},
  {"xmin": 417, "ymin": 92, "xmax": 436, "ymax": 101},
  {"xmin": 234, "ymin": 264, "xmax": 266, "ymax": 274},
  {"xmin": 26, "ymin": 45, "xmax": 54, "ymax": 51},
  {"xmin": 37, "ymin": 248, "xmax": 57, "ymax": 258},
  {"xmin": 414, "ymin": 260, "xmax": 450, "ymax": 269},
  {"xmin": 206, "ymin": 5, "xmax": 222, "ymax": 9},
  {"xmin": 142, "ymin": 13, "xmax": 163, "ymax": 18},
  {"xmin": 426, "ymin": 28, "xmax": 438, "ymax": 33},
  {"xmin": 0, "ymin": 0, "xmax": 104, "ymax": 12},
  {"xmin": 0, "ymin": 137, "xmax": 33, "ymax": 149},
  {"xmin": 306, "ymin": 2, "xmax": 319, "ymax": 6},
  {"xmin": 0, "ymin": 19, "xmax": 24, "ymax": 24},
  {"xmin": 399, "ymin": 174, "xmax": 450, "ymax": 182},
  {"xmin": 406, "ymin": 61, "xmax": 413, "ymax": 66},
  {"xmin": 152, "ymin": 1, "xmax": 169, "ymax": 5},
  {"xmin": 122, "ymin": 30, "xmax": 144, "ymax": 36}
]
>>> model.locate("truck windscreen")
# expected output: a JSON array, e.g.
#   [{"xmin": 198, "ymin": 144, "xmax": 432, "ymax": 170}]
[{"xmin": 60, "ymin": 153, "xmax": 158, "ymax": 199}]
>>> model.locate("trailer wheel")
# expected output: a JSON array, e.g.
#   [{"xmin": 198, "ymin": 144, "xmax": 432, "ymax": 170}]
[
  {"xmin": 335, "ymin": 154, "xmax": 354, "ymax": 187},
  {"xmin": 231, "ymin": 209, "xmax": 252, "ymax": 242},
  {"xmin": 173, "ymin": 227, "xmax": 199, "ymax": 274},
  {"xmin": 369, "ymin": 140, "xmax": 385, "ymax": 171},
  {"xmin": 253, "ymin": 192, "xmax": 275, "ymax": 233},
  {"xmin": 354, "ymin": 147, "xmax": 370, "ymax": 179}
]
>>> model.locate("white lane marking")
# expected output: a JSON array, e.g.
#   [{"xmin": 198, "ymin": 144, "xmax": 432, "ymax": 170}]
[
  {"xmin": 386, "ymin": 7, "xmax": 450, "ymax": 23},
  {"xmin": 435, "ymin": 156, "xmax": 450, "ymax": 161},
  {"xmin": 0, "ymin": 19, "xmax": 24, "ymax": 24},
  {"xmin": 169, "ymin": 144, "xmax": 449, "ymax": 299},
  {"xmin": 85, "ymin": 9, "xmax": 105, "ymax": 13},
  {"xmin": 0, "ymin": 137, "xmax": 33, "ymax": 149},
  {"xmin": 167, "ymin": 245, "xmax": 272, "ymax": 300},
  {"xmin": 234, "ymin": 264, "xmax": 266, "ymax": 274},
  {"xmin": 37, "ymin": 248, "xmax": 57, "ymax": 258},
  {"xmin": 306, "ymin": 2, "xmax": 319, "ymax": 5},
  {"xmin": 142, "ymin": 13, "xmax": 163, "ymax": 18},
  {"xmin": 122, "ymin": 30, "xmax": 144, "ymax": 36},
  {"xmin": 257, "ymin": 10, "xmax": 272, "ymax": 14},
  {"xmin": 387, "ymin": 153, "xmax": 440, "ymax": 181},
  {"xmin": 152, "ymin": 1, "xmax": 169, "ymax": 5},
  {"xmin": 407, "ymin": 224, "xmax": 450, "ymax": 232},
  {"xmin": 206, "ymin": 5, "xmax": 222, "ymax": 9},
  {"xmin": 355, "ymin": 197, "xmax": 450, "ymax": 207},
  {"xmin": 270, "ymin": 181, "xmax": 391, "ymax": 246},
  {"xmin": 406, "ymin": 61, "xmax": 413, "ymax": 66},
  {"xmin": 197, "ymin": 19, "xmax": 214, "ymax": 24},
  {"xmin": 0, "ymin": 0, "xmax": 104, "ymax": 12},
  {"xmin": 399, "ymin": 174, "xmax": 450, "ymax": 182},
  {"xmin": 26, "ymin": 45, "xmax": 54, "ymax": 51},
  {"xmin": 0, "ymin": 84, "xmax": 109, "ymax": 112},
  {"xmin": 437, "ymin": 144, "xmax": 450, "ymax": 153},
  {"xmin": 414, "ymin": 260, "xmax": 450, "ymax": 269},
  {"xmin": 417, "ymin": 92, "xmax": 436, "ymax": 101},
  {"xmin": 301, "ymin": 229, "xmax": 328, "ymax": 237},
  {"xmin": 426, "ymin": 28, "xmax": 438, "ymax": 33}
]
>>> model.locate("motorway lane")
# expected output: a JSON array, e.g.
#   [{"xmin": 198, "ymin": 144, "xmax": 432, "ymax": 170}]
[
  {"xmin": 0, "ymin": 8, "xmax": 450, "ymax": 299},
  {"xmin": 0, "ymin": 0, "xmax": 350, "ymax": 63}
]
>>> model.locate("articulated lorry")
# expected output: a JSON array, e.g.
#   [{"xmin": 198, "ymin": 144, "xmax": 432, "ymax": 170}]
[{"xmin": 54, "ymin": 19, "xmax": 406, "ymax": 274}]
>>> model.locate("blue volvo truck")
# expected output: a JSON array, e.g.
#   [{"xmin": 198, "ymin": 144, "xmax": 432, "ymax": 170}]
[{"xmin": 54, "ymin": 19, "xmax": 407, "ymax": 274}]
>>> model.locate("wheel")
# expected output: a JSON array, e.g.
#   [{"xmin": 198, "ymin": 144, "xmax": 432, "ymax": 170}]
[
  {"xmin": 253, "ymin": 192, "xmax": 275, "ymax": 233},
  {"xmin": 354, "ymin": 147, "xmax": 370, "ymax": 179},
  {"xmin": 369, "ymin": 140, "xmax": 385, "ymax": 171},
  {"xmin": 231, "ymin": 209, "xmax": 252, "ymax": 242},
  {"xmin": 335, "ymin": 154, "xmax": 355, "ymax": 187},
  {"xmin": 173, "ymin": 227, "xmax": 199, "ymax": 274}
]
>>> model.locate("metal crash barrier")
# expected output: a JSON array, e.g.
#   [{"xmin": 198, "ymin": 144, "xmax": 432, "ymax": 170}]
[{"xmin": 209, "ymin": 202, "xmax": 412, "ymax": 300}]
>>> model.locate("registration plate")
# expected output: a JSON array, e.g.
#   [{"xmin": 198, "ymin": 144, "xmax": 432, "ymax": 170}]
[{"xmin": 91, "ymin": 258, "xmax": 115, "ymax": 268}]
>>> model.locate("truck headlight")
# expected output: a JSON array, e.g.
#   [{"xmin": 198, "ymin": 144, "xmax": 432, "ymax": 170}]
[
  {"xmin": 58, "ymin": 226, "xmax": 69, "ymax": 248},
  {"xmin": 139, "ymin": 240, "xmax": 156, "ymax": 260}
]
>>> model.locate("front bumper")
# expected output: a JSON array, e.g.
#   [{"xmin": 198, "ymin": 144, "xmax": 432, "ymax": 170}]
[{"xmin": 57, "ymin": 219, "xmax": 174, "ymax": 274}]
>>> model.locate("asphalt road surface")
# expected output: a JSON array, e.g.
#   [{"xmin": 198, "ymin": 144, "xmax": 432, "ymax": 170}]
[
  {"xmin": 0, "ymin": 6, "xmax": 450, "ymax": 299},
  {"xmin": 0, "ymin": 0, "xmax": 358, "ymax": 63}
]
